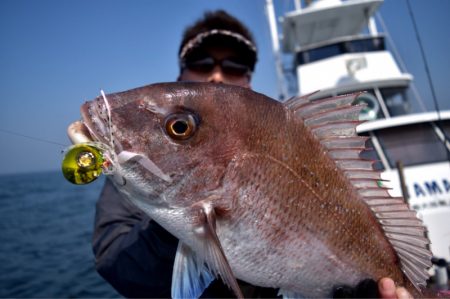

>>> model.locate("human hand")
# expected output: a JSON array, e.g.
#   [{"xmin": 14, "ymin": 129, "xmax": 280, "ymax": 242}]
[
  {"xmin": 378, "ymin": 277, "xmax": 413, "ymax": 299},
  {"xmin": 333, "ymin": 278, "xmax": 413, "ymax": 298}
]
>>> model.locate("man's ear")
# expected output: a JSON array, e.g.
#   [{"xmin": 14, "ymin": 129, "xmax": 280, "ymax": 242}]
[{"xmin": 245, "ymin": 74, "xmax": 252, "ymax": 88}]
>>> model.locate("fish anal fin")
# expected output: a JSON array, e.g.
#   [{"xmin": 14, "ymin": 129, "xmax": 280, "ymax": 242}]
[{"xmin": 171, "ymin": 241, "xmax": 214, "ymax": 299}]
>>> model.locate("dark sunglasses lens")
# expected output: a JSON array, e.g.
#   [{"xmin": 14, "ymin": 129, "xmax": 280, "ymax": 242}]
[
  {"xmin": 185, "ymin": 57, "xmax": 215, "ymax": 73},
  {"xmin": 221, "ymin": 59, "xmax": 250, "ymax": 76}
]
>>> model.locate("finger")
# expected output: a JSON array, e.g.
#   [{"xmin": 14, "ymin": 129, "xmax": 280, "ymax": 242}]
[
  {"xmin": 395, "ymin": 287, "xmax": 413, "ymax": 299},
  {"xmin": 378, "ymin": 277, "xmax": 397, "ymax": 299}
]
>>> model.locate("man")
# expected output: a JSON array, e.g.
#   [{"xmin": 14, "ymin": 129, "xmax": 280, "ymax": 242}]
[{"xmin": 93, "ymin": 10, "xmax": 411, "ymax": 299}]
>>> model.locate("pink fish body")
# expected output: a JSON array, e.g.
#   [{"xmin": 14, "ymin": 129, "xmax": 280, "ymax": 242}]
[{"xmin": 72, "ymin": 82, "xmax": 432, "ymax": 298}]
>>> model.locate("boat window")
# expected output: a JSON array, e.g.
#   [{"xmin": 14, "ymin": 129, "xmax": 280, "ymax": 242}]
[
  {"xmin": 380, "ymin": 87, "xmax": 411, "ymax": 116},
  {"xmin": 300, "ymin": 44, "xmax": 343, "ymax": 65},
  {"xmin": 440, "ymin": 120, "xmax": 450, "ymax": 137},
  {"xmin": 438, "ymin": 120, "xmax": 450, "ymax": 152},
  {"xmin": 296, "ymin": 36, "xmax": 385, "ymax": 65},
  {"xmin": 374, "ymin": 123, "xmax": 448, "ymax": 167}
]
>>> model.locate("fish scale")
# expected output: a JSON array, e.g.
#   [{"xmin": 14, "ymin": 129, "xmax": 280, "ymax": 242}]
[
  {"xmin": 216, "ymin": 149, "xmax": 395, "ymax": 297},
  {"xmin": 70, "ymin": 82, "xmax": 432, "ymax": 298}
]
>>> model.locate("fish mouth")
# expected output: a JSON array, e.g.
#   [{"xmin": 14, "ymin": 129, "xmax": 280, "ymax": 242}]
[
  {"xmin": 68, "ymin": 97, "xmax": 112, "ymax": 147},
  {"xmin": 67, "ymin": 95, "xmax": 113, "ymax": 148},
  {"xmin": 68, "ymin": 94, "xmax": 174, "ymax": 184},
  {"xmin": 67, "ymin": 120, "xmax": 93, "ymax": 145},
  {"xmin": 67, "ymin": 99, "xmax": 119, "ymax": 177}
]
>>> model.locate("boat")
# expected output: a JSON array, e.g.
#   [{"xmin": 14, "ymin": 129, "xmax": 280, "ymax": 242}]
[{"xmin": 265, "ymin": 0, "xmax": 450, "ymax": 289}]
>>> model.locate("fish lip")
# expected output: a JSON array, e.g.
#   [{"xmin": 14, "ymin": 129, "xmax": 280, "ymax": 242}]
[
  {"xmin": 67, "ymin": 120, "xmax": 93, "ymax": 145},
  {"xmin": 79, "ymin": 100, "xmax": 109, "ymax": 145}
]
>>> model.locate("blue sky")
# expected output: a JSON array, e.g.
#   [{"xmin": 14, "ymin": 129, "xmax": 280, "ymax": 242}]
[{"xmin": 0, "ymin": 0, "xmax": 449, "ymax": 175}]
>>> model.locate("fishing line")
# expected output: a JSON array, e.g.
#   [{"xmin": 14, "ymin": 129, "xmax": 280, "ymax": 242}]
[
  {"xmin": 0, "ymin": 128, "xmax": 68, "ymax": 148},
  {"xmin": 406, "ymin": 0, "xmax": 440, "ymax": 117},
  {"xmin": 406, "ymin": 0, "xmax": 450, "ymax": 160},
  {"xmin": 375, "ymin": 12, "xmax": 427, "ymax": 113}
]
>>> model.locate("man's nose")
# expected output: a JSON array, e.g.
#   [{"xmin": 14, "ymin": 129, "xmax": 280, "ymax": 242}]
[{"xmin": 207, "ymin": 66, "xmax": 225, "ymax": 83}]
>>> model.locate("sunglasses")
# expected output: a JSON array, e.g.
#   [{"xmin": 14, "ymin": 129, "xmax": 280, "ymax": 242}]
[{"xmin": 182, "ymin": 56, "xmax": 251, "ymax": 76}]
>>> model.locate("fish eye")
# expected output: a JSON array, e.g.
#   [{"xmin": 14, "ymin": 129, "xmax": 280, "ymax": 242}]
[{"xmin": 164, "ymin": 113, "xmax": 197, "ymax": 140}]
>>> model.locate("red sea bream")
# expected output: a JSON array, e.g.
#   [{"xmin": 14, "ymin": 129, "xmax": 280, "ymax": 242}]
[{"xmin": 68, "ymin": 82, "xmax": 432, "ymax": 298}]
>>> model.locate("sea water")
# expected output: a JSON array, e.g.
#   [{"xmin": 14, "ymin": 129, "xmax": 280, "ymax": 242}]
[{"xmin": 0, "ymin": 171, "xmax": 121, "ymax": 297}]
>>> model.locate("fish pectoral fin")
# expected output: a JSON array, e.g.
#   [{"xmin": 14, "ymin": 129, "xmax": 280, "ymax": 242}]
[
  {"xmin": 171, "ymin": 241, "xmax": 214, "ymax": 299},
  {"xmin": 193, "ymin": 201, "xmax": 244, "ymax": 299},
  {"xmin": 278, "ymin": 288, "xmax": 304, "ymax": 299}
]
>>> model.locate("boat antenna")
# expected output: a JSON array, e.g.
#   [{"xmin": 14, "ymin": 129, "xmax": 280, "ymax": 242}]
[
  {"xmin": 406, "ymin": 0, "xmax": 450, "ymax": 158},
  {"xmin": 406, "ymin": 0, "xmax": 450, "ymax": 161},
  {"xmin": 265, "ymin": 0, "xmax": 289, "ymax": 101},
  {"xmin": 405, "ymin": 0, "xmax": 440, "ymax": 117},
  {"xmin": 375, "ymin": 13, "xmax": 427, "ymax": 112}
]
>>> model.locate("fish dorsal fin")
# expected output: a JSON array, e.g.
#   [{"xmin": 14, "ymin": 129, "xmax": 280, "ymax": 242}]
[
  {"xmin": 285, "ymin": 93, "xmax": 367, "ymax": 158},
  {"xmin": 285, "ymin": 93, "xmax": 432, "ymax": 290}
]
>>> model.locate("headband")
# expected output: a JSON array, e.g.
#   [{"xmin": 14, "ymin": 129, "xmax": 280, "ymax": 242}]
[{"xmin": 179, "ymin": 29, "xmax": 257, "ymax": 61}]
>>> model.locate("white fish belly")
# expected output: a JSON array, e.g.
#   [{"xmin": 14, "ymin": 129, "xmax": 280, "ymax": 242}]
[{"xmin": 216, "ymin": 219, "xmax": 367, "ymax": 297}]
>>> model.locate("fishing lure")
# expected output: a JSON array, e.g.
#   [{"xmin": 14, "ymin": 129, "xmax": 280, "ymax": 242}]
[{"xmin": 61, "ymin": 143, "xmax": 105, "ymax": 184}]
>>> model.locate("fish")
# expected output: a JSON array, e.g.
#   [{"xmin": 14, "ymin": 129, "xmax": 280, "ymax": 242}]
[{"xmin": 68, "ymin": 82, "xmax": 432, "ymax": 298}]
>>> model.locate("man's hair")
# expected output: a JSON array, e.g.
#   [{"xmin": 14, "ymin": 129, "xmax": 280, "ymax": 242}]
[{"xmin": 178, "ymin": 10, "xmax": 257, "ymax": 71}]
